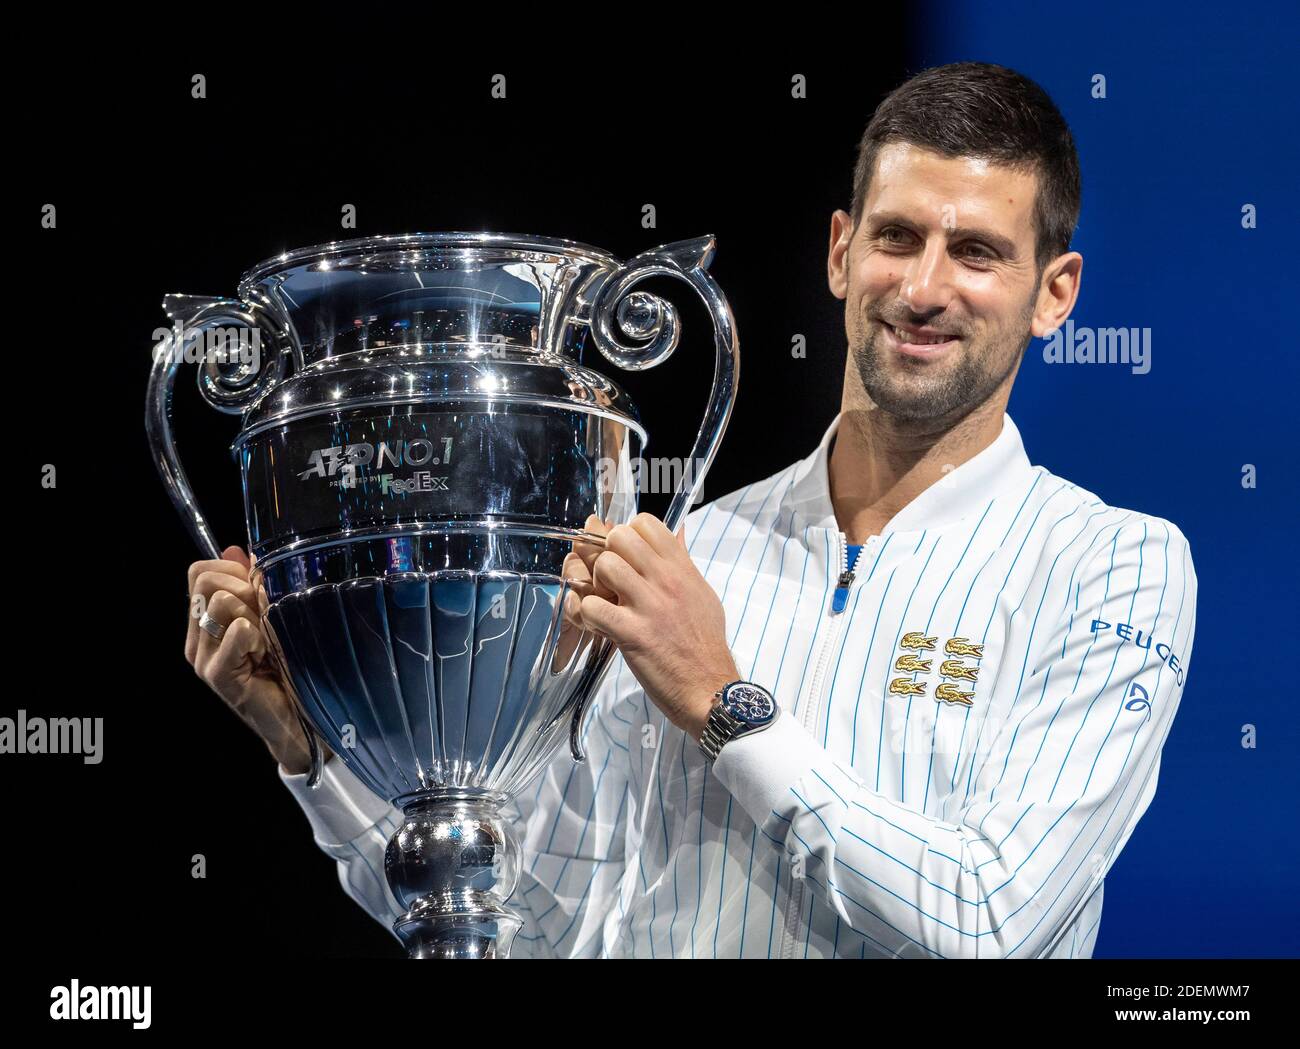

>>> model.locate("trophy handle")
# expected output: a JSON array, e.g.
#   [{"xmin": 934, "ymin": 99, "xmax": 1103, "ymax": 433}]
[
  {"xmin": 146, "ymin": 293, "xmax": 325, "ymax": 786},
  {"xmin": 146, "ymin": 293, "xmax": 291, "ymax": 557},
  {"xmin": 568, "ymin": 235, "xmax": 740, "ymax": 760},
  {"xmin": 587, "ymin": 235, "xmax": 739, "ymax": 532}
]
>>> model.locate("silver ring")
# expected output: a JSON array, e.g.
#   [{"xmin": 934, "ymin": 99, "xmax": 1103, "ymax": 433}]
[{"xmin": 198, "ymin": 610, "xmax": 227, "ymax": 642}]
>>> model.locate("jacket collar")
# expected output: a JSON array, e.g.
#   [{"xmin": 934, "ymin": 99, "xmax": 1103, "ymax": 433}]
[{"xmin": 785, "ymin": 409, "xmax": 1036, "ymax": 537}]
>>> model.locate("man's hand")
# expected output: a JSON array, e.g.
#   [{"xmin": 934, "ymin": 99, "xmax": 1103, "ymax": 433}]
[
  {"xmin": 185, "ymin": 545, "xmax": 323, "ymax": 775},
  {"xmin": 556, "ymin": 516, "xmax": 616, "ymax": 671},
  {"xmin": 568, "ymin": 512, "xmax": 740, "ymax": 741}
]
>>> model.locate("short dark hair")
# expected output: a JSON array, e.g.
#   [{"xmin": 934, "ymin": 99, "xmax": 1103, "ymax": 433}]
[{"xmin": 850, "ymin": 62, "xmax": 1082, "ymax": 273}]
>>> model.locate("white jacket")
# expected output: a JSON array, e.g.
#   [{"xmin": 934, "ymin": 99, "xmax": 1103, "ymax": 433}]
[{"xmin": 280, "ymin": 410, "xmax": 1197, "ymax": 958}]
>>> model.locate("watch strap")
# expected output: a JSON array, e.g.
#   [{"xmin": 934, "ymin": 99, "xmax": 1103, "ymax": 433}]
[{"xmin": 699, "ymin": 695, "xmax": 742, "ymax": 761}]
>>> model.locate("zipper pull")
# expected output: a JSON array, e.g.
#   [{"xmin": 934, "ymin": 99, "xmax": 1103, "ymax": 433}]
[{"xmin": 831, "ymin": 569, "xmax": 855, "ymax": 614}]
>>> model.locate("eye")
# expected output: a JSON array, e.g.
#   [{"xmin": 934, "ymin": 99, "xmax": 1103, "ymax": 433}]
[
  {"xmin": 879, "ymin": 226, "xmax": 913, "ymax": 246},
  {"xmin": 958, "ymin": 242, "xmax": 996, "ymax": 261}
]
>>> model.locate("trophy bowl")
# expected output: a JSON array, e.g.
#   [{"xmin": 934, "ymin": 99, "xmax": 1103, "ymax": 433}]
[{"xmin": 147, "ymin": 232, "xmax": 738, "ymax": 958}]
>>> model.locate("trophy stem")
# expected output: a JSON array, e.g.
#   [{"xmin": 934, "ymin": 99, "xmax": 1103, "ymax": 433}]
[{"xmin": 384, "ymin": 790, "xmax": 523, "ymax": 959}]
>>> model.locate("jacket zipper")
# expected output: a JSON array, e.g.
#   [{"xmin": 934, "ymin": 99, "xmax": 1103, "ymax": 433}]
[
  {"xmin": 778, "ymin": 528, "xmax": 850, "ymax": 959},
  {"xmin": 831, "ymin": 533, "xmax": 856, "ymax": 614}
]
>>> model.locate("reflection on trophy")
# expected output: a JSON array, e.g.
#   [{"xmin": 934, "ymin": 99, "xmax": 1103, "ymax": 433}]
[{"xmin": 146, "ymin": 233, "xmax": 738, "ymax": 958}]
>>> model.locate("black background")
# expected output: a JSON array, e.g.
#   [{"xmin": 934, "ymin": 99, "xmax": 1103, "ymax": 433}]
[{"xmin": 10, "ymin": 38, "xmax": 910, "ymax": 969}]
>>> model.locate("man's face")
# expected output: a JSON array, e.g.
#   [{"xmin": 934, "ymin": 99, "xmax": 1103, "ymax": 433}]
[{"xmin": 829, "ymin": 142, "xmax": 1050, "ymax": 423}]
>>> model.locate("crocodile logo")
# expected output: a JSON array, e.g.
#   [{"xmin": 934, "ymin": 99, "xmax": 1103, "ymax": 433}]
[
  {"xmin": 900, "ymin": 632, "xmax": 938, "ymax": 651},
  {"xmin": 935, "ymin": 682, "xmax": 976, "ymax": 706},
  {"xmin": 895, "ymin": 654, "xmax": 933, "ymax": 673},
  {"xmin": 889, "ymin": 678, "xmax": 927, "ymax": 697},
  {"xmin": 944, "ymin": 637, "xmax": 984, "ymax": 658},
  {"xmin": 939, "ymin": 660, "xmax": 979, "ymax": 682}
]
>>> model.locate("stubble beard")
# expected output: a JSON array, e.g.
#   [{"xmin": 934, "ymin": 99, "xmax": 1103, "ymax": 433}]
[{"xmin": 848, "ymin": 297, "xmax": 1035, "ymax": 424}]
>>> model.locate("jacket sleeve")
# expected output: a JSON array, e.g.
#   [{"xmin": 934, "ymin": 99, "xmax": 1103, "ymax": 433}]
[
  {"xmin": 713, "ymin": 518, "xmax": 1197, "ymax": 958},
  {"xmin": 279, "ymin": 649, "xmax": 640, "ymax": 958}
]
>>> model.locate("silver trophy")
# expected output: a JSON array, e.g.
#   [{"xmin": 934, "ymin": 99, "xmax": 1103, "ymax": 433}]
[{"xmin": 147, "ymin": 233, "xmax": 738, "ymax": 958}]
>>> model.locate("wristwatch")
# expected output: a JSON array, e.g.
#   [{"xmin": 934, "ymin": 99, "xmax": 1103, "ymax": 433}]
[{"xmin": 698, "ymin": 681, "xmax": 778, "ymax": 762}]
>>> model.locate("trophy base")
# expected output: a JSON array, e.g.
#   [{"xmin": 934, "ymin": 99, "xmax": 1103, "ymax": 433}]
[
  {"xmin": 384, "ymin": 791, "xmax": 524, "ymax": 960},
  {"xmin": 394, "ymin": 908, "xmax": 524, "ymax": 960}
]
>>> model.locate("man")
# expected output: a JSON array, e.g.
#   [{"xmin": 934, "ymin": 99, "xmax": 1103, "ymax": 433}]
[{"xmin": 186, "ymin": 62, "xmax": 1196, "ymax": 958}]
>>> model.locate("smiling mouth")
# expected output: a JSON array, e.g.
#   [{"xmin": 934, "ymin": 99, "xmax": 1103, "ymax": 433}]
[{"xmin": 883, "ymin": 322, "xmax": 960, "ymax": 354}]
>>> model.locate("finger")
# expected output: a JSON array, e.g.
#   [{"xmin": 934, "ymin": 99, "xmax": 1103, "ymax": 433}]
[
  {"xmin": 562, "ymin": 588, "xmax": 603, "ymax": 637},
  {"xmin": 194, "ymin": 590, "xmax": 259, "ymax": 672},
  {"xmin": 563, "ymin": 553, "xmax": 606, "ymax": 609},
  {"xmin": 553, "ymin": 598, "xmax": 596, "ymax": 669},
  {"xmin": 571, "ymin": 514, "xmax": 610, "ymax": 572},
  {"xmin": 605, "ymin": 521, "xmax": 661, "ymax": 577},
  {"xmin": 190, "ymin": 571, "xmax": 259, "ymax": 608},
  {"xmin": 591, "ymin": 550, "xmax": 650, "ymax": 604},
  {"xmin": 573, "ymin": 513, "xmax": 619, "ymax": 581},
  {"xmin": 187, "ymin": 556, "xmax": 248, "ymax": 594},
  {"xmin": 629, "ymin": 512, "xmax": 679, "ymax": 558},
  {"xmin": 676, "ymin": 524, "xmax": 688, "ymax": 549},
  {"xmin": 562, "ymin": 550, "xmax": 593, "ymax": 588},
  {"xmin": 562, "ymin": 588, "xmax": 583, "ymax": 629},
  {"xmin": 576, "ymin": 513, "xmax": 611, "ymax": 544},
  {"xmin": 186, "ymin": 571, "xmax": 260, "ymax": 664},
  {"xmin": 578, "ymin": 593, "xmax": 634, "ymax": 642},
  {"xmin": 573, "ymin": 544, "xmax": 603, "ymax": 588},
  {"xmin": 563, "ymin": 550, "xmax": 618, "ymax": 607},
  {"xmin": 201, "ymin": 618, "xmax": 269, "ymax": 696},
  {"xmin": 222, "ymin": 545, "xmax": 252, "ymax": 570}
]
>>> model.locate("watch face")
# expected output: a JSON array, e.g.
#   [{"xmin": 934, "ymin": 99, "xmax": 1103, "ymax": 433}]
[{"xmin": 723, "ymin": 683, "xmax": 775, "ymax": 725}]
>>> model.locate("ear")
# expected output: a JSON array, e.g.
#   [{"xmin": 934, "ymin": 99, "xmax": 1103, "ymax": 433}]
[{"xmin": 828, "ymin": 209, "xmax": 854, "ymax": 300}]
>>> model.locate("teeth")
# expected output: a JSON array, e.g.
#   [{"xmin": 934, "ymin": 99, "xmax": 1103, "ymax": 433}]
[{"xmin": 892, "ymin": 325, "xmax": 950, "ymax": 345}]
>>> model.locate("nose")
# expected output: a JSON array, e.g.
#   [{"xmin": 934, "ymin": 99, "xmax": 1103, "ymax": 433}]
[{"xmin": 898, "ymin": 237, "xmax": 953, "ymax": 315}]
